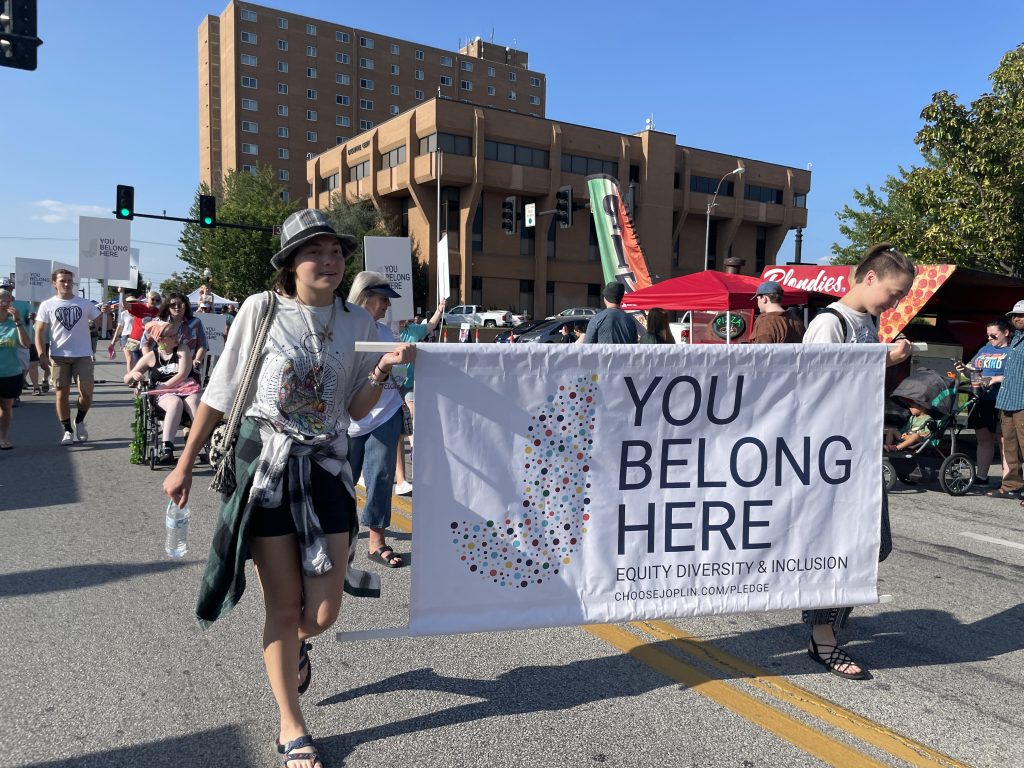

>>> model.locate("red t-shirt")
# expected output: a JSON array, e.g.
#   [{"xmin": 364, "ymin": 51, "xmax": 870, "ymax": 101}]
[{"xmin": 127, "ymin": 302, "xmax": 160, "ymax": 340}]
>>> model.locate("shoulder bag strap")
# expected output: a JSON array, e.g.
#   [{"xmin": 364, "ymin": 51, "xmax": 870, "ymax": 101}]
[{"xmin": 221, "ymin": 291, "xmax": 278, "ymax": 441}]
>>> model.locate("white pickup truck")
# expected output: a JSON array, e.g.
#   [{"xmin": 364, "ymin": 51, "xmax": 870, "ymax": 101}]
[{"xmin": 443, "ymin": 304, "xmax": 514, "ymax": 327}]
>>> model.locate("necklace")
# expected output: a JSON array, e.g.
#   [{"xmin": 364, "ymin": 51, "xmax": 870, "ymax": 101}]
[{"xmin": 296, "ymin": 297, "xmax": 337, "ymax": 410}]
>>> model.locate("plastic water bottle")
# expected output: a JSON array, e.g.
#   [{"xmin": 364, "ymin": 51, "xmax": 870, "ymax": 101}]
[{"xmin": 165, "ymin": 500, "xmax": 190, "ymax": 558}]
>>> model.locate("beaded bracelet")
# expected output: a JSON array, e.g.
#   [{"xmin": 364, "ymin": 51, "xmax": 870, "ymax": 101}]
[{"xmin": 367, "ymin": 371, "xmax": 388, "ymax": 387}]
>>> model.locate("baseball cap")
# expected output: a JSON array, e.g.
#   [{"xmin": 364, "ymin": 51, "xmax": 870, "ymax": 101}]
[
  {"xmin": 366, "ymin": 281, "xmax": 401, "ymax": 298},
  {"xmin": 754, "ymin": 280, "xmax": 782, "ymax": 297}
]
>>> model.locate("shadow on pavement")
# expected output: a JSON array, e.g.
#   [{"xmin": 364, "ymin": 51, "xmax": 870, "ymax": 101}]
[{"xmin": 0, "ymin": 560, "xmax": 191, "ymax": 598}]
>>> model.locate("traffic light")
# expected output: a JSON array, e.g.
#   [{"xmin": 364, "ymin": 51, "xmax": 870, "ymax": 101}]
[
  {"xmin": 0, "ymin": 0, "xmax": 42, "ymax": 71},
  {"xmin": 115, "ymin": 185, "xmax": 135, "ymax": 220},
  {"xmin": 555, "ymin": 185, "xmax": 573, "ymax": 229},
  {"xmin": 501, "ymin": 196, "xmax": 518, "ymax": 235},
  {"xmin": 199, "ymin": 194, "xmax": 217, "ymax": 228}
]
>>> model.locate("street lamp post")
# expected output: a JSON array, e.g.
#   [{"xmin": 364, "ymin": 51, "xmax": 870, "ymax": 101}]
[{"xmin": 704, "ymin": 167, "xmax": 744, "ymax": 272}]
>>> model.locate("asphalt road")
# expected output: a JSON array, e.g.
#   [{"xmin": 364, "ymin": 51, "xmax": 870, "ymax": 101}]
[{"xmin": 1, "ymin": 356, "xmax": 1021, "ymax": 768}]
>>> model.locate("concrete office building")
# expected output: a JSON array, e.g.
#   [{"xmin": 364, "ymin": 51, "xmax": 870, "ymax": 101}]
[
  {"xmin": 306, "ymin": 98, "xmax": 811, "ymax": 319},
  {"xmin": 199, "ymin": 1, "xmax": 546, "ymax": 203}
]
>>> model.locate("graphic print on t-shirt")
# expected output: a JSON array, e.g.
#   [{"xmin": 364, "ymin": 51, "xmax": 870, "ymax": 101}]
[
  {"xmin": 257, "ymin": 330, "xmax": 343, "ymax": 435},
  {"xmin": 54, "ymin": 304, "xmax": 83, "ymax": 331}
]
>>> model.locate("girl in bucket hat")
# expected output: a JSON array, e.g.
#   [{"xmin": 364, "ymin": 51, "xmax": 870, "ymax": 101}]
[{"xmin": 164, "ymin": 209, "xmax": 413, "ymax": 768}]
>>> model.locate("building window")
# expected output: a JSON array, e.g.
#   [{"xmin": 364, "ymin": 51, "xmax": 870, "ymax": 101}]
[
  {"xmin": 587, "ymin": 283, "xmax": 601, "ymax": 308},
  {"xmin": 277, "ymin": 17, "xmax": 287, "ymax": 29},
  {"xmin": 546, "ymin": 280, "xmax": 555, "ymax": 316},
  {"xmin": 472, "ymin": 197, "xmax": 483, "ymax": 253},
  {"xmin": 359, "ymin": 57, "xmax": 374, "ymax": 69},
  {"xmin": 241, "ymin": 98, "xmax": 257, "ymax": 110},
  {"xmin": 241, "ymin": 121, "xmax": 258, "ymax": 133},
  {"xmin": 241, "ymin": 76, "xmax": 258, "ymax": 89},
  {"xmin": 400, "ymin": 197, "xmax": 413, "ymax": 237},
  {"xmin": 440, "ymin": 75, "xmax": 452, "ymax": 87},
  {"xmin": 307, "ymin": 67, "xmax": 317, "ymax": 78},
  {"xmin": 391, "ymin": 84, "xmax": 400, "ymax": 95},
  {"xmin": 277, "ymin": 39, "xmax": 288, "ymax": 51},
  {"xmin": 415, "ymin": 49, "xmax": 424, "ymax": 60},
  {"xmin": 441, "ymin": 186, "xmax": 460, "ymax": 248},
  {"xmin": 508, "ymin": 71, "xmax": 517, "ymax": 81},
  {"xmin": 279, "ymin": 169, "xmax": 290, "ymax": 181},
  {"xmin": 241, "ymin": 143, "xmax": 258, "ymax": 155},
  {"xmin": 673, "ymin": 172, "xmax": 680, "ymax": 189},
  {"xmin": 242, "ymin": 164, "xmax": 257, "ymax": 174},
  {"xmin": 520, "ymin": 199, "xmax": 536, "ymax": 256},
  {"xmin": 307, "ymin": 89, "xmax": 317, "ymax": 99},
  {"xmin": 508, "ymin": 90, "xmax": 517, "ymax": 100},
  {"xmin": 277, "ymin": 61, "xmax": 288, "ymax": 72},
  {"xmin": 380, "ymin": 145, "xmax": 407, "ymax": 169},
  {"xmin": 336, "ymin": 136, "xmax": 347, "ymax": 145},
  {"xmin": 281, "ymin": 190, "xmax": 289, "ymax": 202},
  {"xmin": 305, "ymin": 23, "xmax": 317, "ymax": 35},
  {"xmin": 418, "ymin": 132, "xmax": 472, "ymax": 156},
  {"xmin": 672, "ymin": 237, "xmax": 680, "ymax": 267},
  {"xmin": 389, "ymin": 105, "xmax": 399, "ymax": 115},
  {"xmin": 240, "ymin": 9, "xmax": 257, "ymax": 21},
  {"xmin": 336, "ymin": 73, "xmax": 351, "ymax": 85},
  {"xmin": 440, "ymin": 54, "xmax": 452, "ymax": 67},
  {"xmin": 240, "ymin": 31, "xmax": 257, "ymax": 44},
  {"xmin": 387, "ymin": 43, "xmax": 398, "ymax": 54},
  {"xmin": 461, "ymin": 80, "xmax": 472, "ymax": 91},
  {"xmin": 530, "ymin": 76, "xmax": 541, "ymax": 87},
  {"xmin": 306, "ymin": 109, "xmax": 317, "ymax": 120},
  {"xmin": 415, "ymin": 69, "xmax": 424, "ymax": 80},
  {"xmin": 690, "ymin": 175, "xmax": 734, "ymax": 196},
  {"xmin": 307, "ymin": 45, "xmax": 317, "ymax": 57},
  {"xmin": 588, "ymin": 218, "xmax": 599, "ymax": 261},
  {"xmin": 241, "ymin": 53, "xmax": 257, "ymax": 66},
  {"xmin": 529, "ymin": 95, "xmax": 540, "ymax": 105},
  {"xmin": 350, "ymin": 160, "xmax": 371, "ymax": 181},
  {"xmin": 336, "ymin": 94, "xmax": 350, "ymax": 105},
  {"xmin": 278, "ymin": 148, "xmax": 289, "ymax": 159},
  {"xmin": 359, "ymin": 78, "xmax": 373, "ymax": 90},
  {"xmin": 460, "ymin": 61, "xmax": 473, "ymax": 72},
  {"xmin": 306, "ymin": 131, "xmax": 318, "ymax": 142},
  {"xmin": 414, "ymin": 89, "xmax": 424, "ymax": 100},
  {"xmin": 336, "ymin": 52, "xmax": 350, "ymax": 64},
  {"xmin": 744, "ymin": 184, "xmax": 784, "ymax": 204},
  {"xmin": 547, "ymin": 218, "xmax": 557, "ymax": 261},
  {"xmin": 359, "ymin": 98, "xmax": 374, "ymax": 110},
  {"xmin": 336, "ymin": 31, "xmax": 350, "ymax": 43},
  {"xmin": 484, "ymin": 140, "xmax": 549, "ymax": 168},
  {"xmin": 755, "ymin": 226, "xmax": 768, "ymax": 272},
  {"xmin": 390, "ymin": 64, "xmax": 399, "ymax": 75},
  {"xmin": 793, "ymin": 192, "xmax": 808, "ymax": 208},
  {"xmin": 707, "ymin": 221, "xmax": 718, "ymax": 269},
  {"xmin": 487, "ymin": 66, "xmax": 495, "ymax": 77},
  {"xmin": 359, "ymin": 119, "xmax": 374, "ymax": 130},
  {"xmin": 336, "ymin": 115, "xmax": 350, "ymax": 127},
  {"xmin": 519, "ymin": 280, "xmax": 534, "ymax": 315},
  {"xmin": 487, "ymin": 85, "xmax": 495, "ymax": 96},
  {"xmin": 359, "ymin": 36, "xmax": 374, "ymax": 48},
  {"xmin": 629, "ymin": 164, "xmax": 640, "ymax": 183},
  {"xmin": 277, "ymin": 83, "xmax": 288, "ymax": 94},
  {"xmin": 472, "ymin": 276, "xmax": 483, "ymax": 306}
]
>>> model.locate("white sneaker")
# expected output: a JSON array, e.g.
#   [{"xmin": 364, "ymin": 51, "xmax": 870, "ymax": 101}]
[
  {"xmin": 60, "ymin": 430, "xmax": 74, "ymax": 446},
  {"xmin": 75, "ymin": 422, "xmax": 89, "ymax": 442},
  {"xmin": 394, "ymin": 481, "xmax": 413, "ymax": 496}
]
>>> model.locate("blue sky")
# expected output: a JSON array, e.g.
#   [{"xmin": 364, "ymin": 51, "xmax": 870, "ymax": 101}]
[{"xmin": 2, "ymin": 1, "xmax": 1022, "ymax": 293}]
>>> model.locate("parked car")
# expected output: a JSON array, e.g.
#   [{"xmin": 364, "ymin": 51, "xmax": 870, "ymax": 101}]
[
  {"xmin": 516, "ymin": 317, "xmax": 592, "ymax": 344},
  {"xmin": 442, "ymin": 304, "xmax": 514, "ymax": 327},
  {"xmin": 548, "ymin": 307, "xmax": 598, "ymax": 319},
  {"xmin": 494, "ymin": 319, "xmax": 546, "ymax": 343}
]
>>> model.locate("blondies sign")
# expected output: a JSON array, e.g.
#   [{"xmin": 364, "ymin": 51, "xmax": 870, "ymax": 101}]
[{"xmin": 409, "ymin": 344, "xmax": 886, "ymax": 636}]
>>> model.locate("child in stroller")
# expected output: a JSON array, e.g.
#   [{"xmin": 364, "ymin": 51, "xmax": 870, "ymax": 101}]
[
  {"xmin": 882, "ymin": 367, "xmax": 979, "ymax": 495},
  {"xmin": 124, "ymin": 320, "xmax": 201, "ymax": 465}
]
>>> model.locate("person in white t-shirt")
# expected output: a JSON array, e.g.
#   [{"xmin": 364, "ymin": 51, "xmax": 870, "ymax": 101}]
[
  {"xmin": 801, "ymin": 243, "xmax": 914, "ymax": 681},
  {"xmin": 35, "ymin": 269, "xmax": 100, "ymax": 445}
]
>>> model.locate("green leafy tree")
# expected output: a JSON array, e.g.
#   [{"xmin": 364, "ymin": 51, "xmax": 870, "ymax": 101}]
[
  {"xmin": 322, "ymin": 194, "xmax": 405, "ymax": 298},
  {"xmin": 177, "ymin": 168, "xmax": 297, "ymax": 300},
  {"xmin": 833, "ymin": 44, "xmax": 1024, "ymax": 274},
  {"xmin": 158, "ymin": 270, "xmax": 202, "ymax": 296}
]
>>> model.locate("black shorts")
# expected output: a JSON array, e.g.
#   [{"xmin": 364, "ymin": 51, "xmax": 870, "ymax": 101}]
[
  {"xmin": 250, "ymin": 459, "xmax": 356, "ymax": 538},
  {"xmin": 969, "ymin": 399, "xmax": 999, "ymax": 432},
  {"xmin": 0, "ymin": 374, "xmax": 23, "ymax": 399}
]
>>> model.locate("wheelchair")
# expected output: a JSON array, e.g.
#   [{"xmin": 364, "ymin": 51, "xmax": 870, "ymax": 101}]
[{"xmin": 137, "ymin": 381, "xmax": 206, "ymax": 470}]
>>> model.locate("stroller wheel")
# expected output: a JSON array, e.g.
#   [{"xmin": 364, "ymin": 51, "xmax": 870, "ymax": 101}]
[
  {"xmin": 882, "ymin": 458, "xmax": 897, "ymax": 493},
  {"xmin": 939, "ymin": 453, "xmax": 975, "ymax": 496}
]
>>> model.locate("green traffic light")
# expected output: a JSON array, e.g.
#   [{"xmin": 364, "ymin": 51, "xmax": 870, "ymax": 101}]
[
  {"xmin": 120, "ymin": 208, "xmax": 130, "ymax": 217},
  {"xmin": 203, "ymin": 217, "xmax": 213, "ymax": 225}
]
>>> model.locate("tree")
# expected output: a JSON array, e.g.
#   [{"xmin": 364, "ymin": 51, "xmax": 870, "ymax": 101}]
[
  {"xmin": 833, "ymin": 44, "xmax": 1024, "ymax": 274},
  {"xmin": 322, "ymin": 193, "xmax": 404, "ymax": 298},
  {"xmin": 158, "ymin": 270, "xmax": 201, "ymax": 296},
  {"xmin": 177, "ymin": 168, "xmax": 297, "ymax": 300}
]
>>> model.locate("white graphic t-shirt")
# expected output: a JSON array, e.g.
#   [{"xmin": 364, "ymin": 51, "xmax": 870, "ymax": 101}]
[
  {"xmin": 803, "ymin": 301, "xmax": 879, "ymax": 345},
  {"xmin": 37, "ymin": 296, "xmax": 100, "ymax": 357}
]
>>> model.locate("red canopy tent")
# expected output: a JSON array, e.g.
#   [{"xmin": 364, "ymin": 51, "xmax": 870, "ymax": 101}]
[{"xmin": 620, "ymin": 270, "xmax": 809, "ymax": 311}]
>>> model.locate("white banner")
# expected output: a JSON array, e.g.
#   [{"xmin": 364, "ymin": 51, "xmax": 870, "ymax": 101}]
[
  {"xmin": 199, "ymin": 313, "xmax": 228, "ymax": 357},
  {"xmin": 409, "ymin": 344, "xmax": 886, "ymax": 636},
  {"xmin": 436, "ymin": 235, "xmax": 450, "ymax": 303},
  {"xmin": 78, "ymin": 217, "xmax": 131, "ymax": 281},
  {"xmin": 363, "ymin": 236, "xmax": 414, "ymax": 322},
  {"xmin": 107, "ymin": 248, "xmax": 140, "ymax": 289},
  {"xmin": 14, "ymin": 258, "xmax": 53, "ymax": 302}
]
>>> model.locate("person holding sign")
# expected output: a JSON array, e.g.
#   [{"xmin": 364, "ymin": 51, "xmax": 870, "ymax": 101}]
[
  {"xmin": 163, "ymin": 209, "xmax": 413, "ymax": 768},
  {"xmin": 801, "ymin": 243, "xmax": 915, "ymax": 680}
]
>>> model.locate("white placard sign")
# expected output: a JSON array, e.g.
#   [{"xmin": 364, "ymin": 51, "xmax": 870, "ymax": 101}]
[
  {"xmin": 108, "ymin": 248, "xmax": 140, "ymax": 289},
  {"xmin": 436, "ymin": 235, "xmax": 451, "ymax": 303},
  {"xmin": 363, "ymin": 236, "xmax": 414, "ymax": 322},
  {"xmin": 199, "ymin": 313, "xmax": 229, "ymax": 357},
  {"xmin": 408, "ymin": 344, "xmax": 886, "ymax": 637},
  {"xmin": 78, "ymin": 216, "xmax": 131, "ymax": 281},
  {"xmin": 14, "ymin": 258, "xmax": 54, "ymax": 302}
]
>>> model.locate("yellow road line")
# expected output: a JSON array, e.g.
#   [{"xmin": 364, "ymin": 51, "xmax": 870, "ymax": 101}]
[
  {"xmin": 632, "ymin": 621, "xmax": 972, "ymax": 768},
  {"xmin": 586, "ymin": 623, "xmax": 889, "ymax": 768}
]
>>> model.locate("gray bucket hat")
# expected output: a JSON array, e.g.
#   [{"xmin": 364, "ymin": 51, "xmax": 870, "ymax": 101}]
[{"xmin": 270, "ymin": 209, "xmax": 358, "ymax": 270}]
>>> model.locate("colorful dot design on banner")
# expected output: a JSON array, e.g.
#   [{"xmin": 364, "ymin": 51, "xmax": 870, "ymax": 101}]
[{"xmin": 450, "ymin": 375, "xmax": 599, "ymax": 588}]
